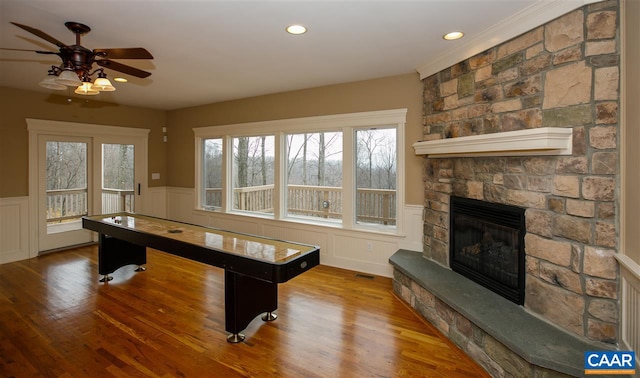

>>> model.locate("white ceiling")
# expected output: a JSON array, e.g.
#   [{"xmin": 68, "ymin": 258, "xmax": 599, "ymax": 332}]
[{"xmin": 0, "ymin": 1, "xmax": 585, "ymax": 111}]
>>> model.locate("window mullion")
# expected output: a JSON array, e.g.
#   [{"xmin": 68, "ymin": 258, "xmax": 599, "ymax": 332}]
[
  {"xmin": 222, "ymin": 135, "xmax": 232, "ymax": 212},
  {"xmin": 342, "ymin": 127, "xmax": 355, "ymax": 228},
  {"xmin": 274, "ymin": 132, "xmax": 285, "ymax": 220}
]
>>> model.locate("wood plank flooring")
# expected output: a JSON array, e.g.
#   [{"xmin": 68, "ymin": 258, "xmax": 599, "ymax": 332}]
[{"xmin": 0, "ymin": 245, "xmax": 489, "ymax": 377}]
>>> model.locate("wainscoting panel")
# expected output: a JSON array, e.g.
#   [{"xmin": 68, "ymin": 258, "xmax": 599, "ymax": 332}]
[
  {"xmin": 618, "ymin": 255, "xmax": 640, "ymax": 354},
  {"xmin": 0, "ymin": 197, "xmax": 30, "ymax": 264},
  {"xmin": 262, "ymin": 224, "xmax": 328, "ymax": 259},
  {"xmin": 332, "ymin": 234, "xmax": 397, "ymax": 273},
  {"xmin": 208, "ymin": 215, "xmax": 259, "ymax": 235},
  {"xmin": 145, "ymin": 187, "xmax": 167, "ymax": 218},
  {"xmin": 166, "ymin": 187, "xmax": 198, "ymax": 223},
  {"xmin": 399, "ymin": 204, "xmax": 424, "ymax": 252}
]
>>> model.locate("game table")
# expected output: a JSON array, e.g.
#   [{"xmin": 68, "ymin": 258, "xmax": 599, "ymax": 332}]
[{"xmin": 82, "ymin": 212, "xmax": 320, "ymax": 343}]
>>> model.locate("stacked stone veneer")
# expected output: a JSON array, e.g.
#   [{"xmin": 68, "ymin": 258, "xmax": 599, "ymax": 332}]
[{"xmin": 414, "ymin": 1, "xmax": 620, "ymax": 346}]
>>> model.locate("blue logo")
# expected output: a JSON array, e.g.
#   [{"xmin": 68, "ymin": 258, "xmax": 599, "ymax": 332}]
[{"xmin": 585, "ymin": 351, "xmax": 636, "ymax": 375}]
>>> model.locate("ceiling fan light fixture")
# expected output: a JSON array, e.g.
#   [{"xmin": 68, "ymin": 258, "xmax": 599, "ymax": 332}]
[
  {"xmin": 74, "ymin": 81, "xmax": 99, "ymax": 95},
  {"xmin": 56, "ymin": 69, "xmax": 82, "ymax": 87},
  {"xmin": 93, "ymin": 74, "xmax": 116, "ymax": 92},
  {"xmin": 39, "ymin": 72, "xmax": 66, "ymax": 90},
  {"xmin": 113, "ymin": 77, "xmax": 128, "ymax": 83}
]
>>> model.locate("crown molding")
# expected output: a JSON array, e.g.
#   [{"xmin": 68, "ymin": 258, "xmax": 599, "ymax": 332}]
[{"xmin": 417, "ymin": 0, "xmax": 603, "ymax": 80}]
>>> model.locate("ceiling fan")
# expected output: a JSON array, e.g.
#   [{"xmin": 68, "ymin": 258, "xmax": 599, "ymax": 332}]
[{"xmin": 2, "ymin": 21, "xmax": 153, "ymax": 95}]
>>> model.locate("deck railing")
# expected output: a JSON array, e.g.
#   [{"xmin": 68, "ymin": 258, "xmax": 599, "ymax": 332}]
[
  {"xmin": 234, "ymin": 184, "xmax": 274, "ymax": 212},
  {"xmin": 204, "ymin": 185, "xmax": 396, "ymax": 225},
  {"xmin": 46, "ymin": 188, "xmax": 134, "ymax": 224},
  {"xmin": 48, "ymin": 186, "xmax": 395, "ymax": 225},
  {"xmin": 46, "ymin": 188, "xmax": 88, "ymax": 223},
  {"xmin": 102, "ymin": 188, "xmax": 135, "ymax": 213},
  {"xmin": 355, "ymin": 188, "xmax": 396, "ymax": 225}
]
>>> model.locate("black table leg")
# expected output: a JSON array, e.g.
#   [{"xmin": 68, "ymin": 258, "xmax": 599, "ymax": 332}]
[
  {"xmin": 98, "ymin": 234, "xmax": 146, "ymax": 281},
  {"xmin": 224, "ymin": 270, "xmax": 277, "ymax": 343}
]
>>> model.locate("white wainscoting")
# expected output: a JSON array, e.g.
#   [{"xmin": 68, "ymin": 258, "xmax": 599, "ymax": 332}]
[
  {"xmin": 0, "ymin": 189, "xmax": 423, "ymax": 276},
  {"xmin": 616, "ymin": 254, "xmax": 640, "ymax": 354},
  {"xmin": 144, "ymin": 186, "xmax": 168, "ymax": 218},
  {"xmin": 0, "ymin": 196, "xmax": 30, "ymax": 264},
  {"xmin": 166, "ymin": 187, "xmax": 423, "ymax": 277}
]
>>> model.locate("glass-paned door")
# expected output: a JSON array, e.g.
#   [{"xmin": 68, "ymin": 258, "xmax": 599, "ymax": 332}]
[
  {"xmin": 102, "ymin": 143, "xmax": 135, "ymax": 213},
  {"xmin": 30, "ymin": 120, "xmax": 149, "ymax": 255},
  {"xmin": 38, "ymin": 136, "xmax": 93, "ymax": 251}
]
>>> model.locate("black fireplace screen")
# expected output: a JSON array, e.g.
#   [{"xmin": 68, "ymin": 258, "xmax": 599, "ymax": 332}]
[{"xmin": 450, "ymin": 196, "xmax": 525, "ymax": 305}]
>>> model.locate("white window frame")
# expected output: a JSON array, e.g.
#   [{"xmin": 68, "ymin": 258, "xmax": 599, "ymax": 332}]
[{"xmin": 193, "ymin": 109, "xmax": 406, "ymax": 235}]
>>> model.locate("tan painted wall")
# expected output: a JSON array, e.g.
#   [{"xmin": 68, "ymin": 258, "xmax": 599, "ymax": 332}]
[
  {"xmin": 165, "ymin": 72, "xmax": 425, "ymax": 205},
  {"xmin": 622, "ymin": 0, "xmax": 640, "ymax": 264},
  {"xmin": 0, "ymin": 87, "xmax": 167, "ymax": 198}
]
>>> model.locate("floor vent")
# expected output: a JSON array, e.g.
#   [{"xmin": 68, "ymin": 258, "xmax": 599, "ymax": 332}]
[{"xmin": 355, "ymin": 273, "xmax": 375, "ymax": 279}]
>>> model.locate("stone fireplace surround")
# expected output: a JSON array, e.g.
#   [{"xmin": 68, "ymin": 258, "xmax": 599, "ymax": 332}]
[
  {"xmin": 390, "ymin": 129, "xmax": 616, "ymax": 377},
  {"xmin": 391, "ymin": 1, "xmax": 621, "ymax": 376}
]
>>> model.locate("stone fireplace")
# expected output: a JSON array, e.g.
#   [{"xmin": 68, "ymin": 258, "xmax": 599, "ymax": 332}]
[{"xmin": 391, "ymin": 1, "xmax": 621, "ymax": 376}]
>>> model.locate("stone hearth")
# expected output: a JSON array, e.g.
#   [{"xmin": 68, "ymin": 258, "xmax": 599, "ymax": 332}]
[{"xmin": 390, "ymin": 249, "xmax": 616, "ymax": 377}]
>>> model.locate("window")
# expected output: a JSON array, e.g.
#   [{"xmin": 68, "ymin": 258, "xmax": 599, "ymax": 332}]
[
  {"xmin": 194, "ymin": 109, "xmax": 406, "ymax": 233},
  {"xmin": 286, "ymin": 132, "xmax": 343, "ymax": 221},
  {"xmin": 232, "ymin": 136, "xmax": 274, "ymax": 214},
  {"xmin": 203, "ymin": 138, "xmax": 223, "ymax": 209},
  {"xmin": 355, "ymin": 128, "xmax": 396, "ymax": 226}
]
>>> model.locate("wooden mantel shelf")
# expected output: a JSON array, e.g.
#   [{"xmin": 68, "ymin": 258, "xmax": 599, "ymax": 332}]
[{"xmin": 412, "ymin": 127, "xmax": 573, "ymax": 158}]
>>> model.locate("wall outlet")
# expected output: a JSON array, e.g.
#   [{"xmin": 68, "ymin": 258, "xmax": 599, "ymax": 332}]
[{"xmin": 366, "ymin": 242, "xmax": 373, "ymax": 252}]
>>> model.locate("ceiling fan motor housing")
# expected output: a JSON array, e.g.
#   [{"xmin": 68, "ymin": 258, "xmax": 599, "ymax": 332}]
[{"xmin": 59, "ymin": 45, "xmax": 95, "ymax": 77}]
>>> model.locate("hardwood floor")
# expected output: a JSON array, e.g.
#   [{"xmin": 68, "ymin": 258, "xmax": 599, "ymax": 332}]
[{"xmin": 0, "ymin": 245, "xmax": 489, "ymax": 377}]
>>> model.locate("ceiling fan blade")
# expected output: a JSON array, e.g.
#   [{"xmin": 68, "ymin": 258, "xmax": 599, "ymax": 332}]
[
  {"xmin": 93, "ymin": 48, "xmax": 153, "ymax": 60},
  {"xmin": 96, "ymin": 59, "xmax": 151, "ymax": 78},
  {"xmin": 0, "ymin": 47, "xmax": 58, "ymax": 54},
  {"xmin": 10, "ymin": 22, "xmax": 68, "ymax": 49}
]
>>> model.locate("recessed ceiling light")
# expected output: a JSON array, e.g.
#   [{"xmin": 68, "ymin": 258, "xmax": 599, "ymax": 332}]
[
  {"xmin": 113, "ymin": 77, "xmax": 128, "ymax": 83},
  {"xmin": 443, "ymin": 31, "xmax": 464, "ymax": 41},
  {"xmin": 286, "ymin": 24, "xmax": 307, "ymax": 35}
]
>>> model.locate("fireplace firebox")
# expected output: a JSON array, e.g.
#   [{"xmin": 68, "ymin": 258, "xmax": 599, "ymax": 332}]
[{"xmin": 450, "ymin": 196, "xmax": 525, "ymax": 305}]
